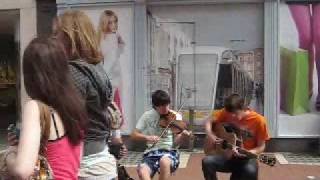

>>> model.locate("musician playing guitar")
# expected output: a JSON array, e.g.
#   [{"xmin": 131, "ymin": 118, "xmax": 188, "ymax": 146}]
[
  {"xmin": 131, "ymin": 90, "xmax": 191, "ymax": 180},
  {"xmin": 202, "ymin": 94, "xmax": 270, "ymax": 180}
]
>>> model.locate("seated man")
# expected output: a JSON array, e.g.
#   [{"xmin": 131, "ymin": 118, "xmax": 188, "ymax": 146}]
[
  {"xmin": 202, "ymin": 94, "xmax": 270, "ymax": 180},
  {"xmin": 131, "ymin": 90, "xmax": 191, "ymax": 180}
]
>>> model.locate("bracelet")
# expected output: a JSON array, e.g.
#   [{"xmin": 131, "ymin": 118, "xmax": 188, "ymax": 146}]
[{"xmin": 111, "ymin": 129, "xmax": 121, "ymax": 138}]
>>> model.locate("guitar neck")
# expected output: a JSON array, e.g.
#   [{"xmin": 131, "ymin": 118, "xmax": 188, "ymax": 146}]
[{"xmin": 237, "ymin": 148, "xmax": 258, "ymax": 159}]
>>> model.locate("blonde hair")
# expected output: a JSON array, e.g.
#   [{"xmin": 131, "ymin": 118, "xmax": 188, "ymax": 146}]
[
  {"xmin": 57, "ymin": 10, "xmax": 102, "ymax": 64},
  {"xmin": 97, "ymin": 10, "xmax": 118, "ymax": 44}
]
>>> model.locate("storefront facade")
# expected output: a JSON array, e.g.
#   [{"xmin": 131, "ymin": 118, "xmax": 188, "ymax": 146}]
[{"xmin": 6, "ymin": 0, "xmax": 316, "ymax": 138}]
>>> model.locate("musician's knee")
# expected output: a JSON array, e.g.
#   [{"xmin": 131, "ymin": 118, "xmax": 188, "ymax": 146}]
[
  {"xmin": 202, "ymin": 156, "xmax": 218, "ymax": 168},
  {"xmin": 202, "ymin": 157, "xmax": 214, "ymax": 173},
  {"xmin": 159, "ymin": 156, "xmax": 171, "ymax": 169},
  {"xmin": 242, "ymin": 160, "xmax": 258, "ymax": 179},
  {"xmin": 137, "ymin": 164, "xmax": 151, "ymax": 178},
  {"xmin": 202, "ymin": 156, "xmax": 210, "ymax": 167}
]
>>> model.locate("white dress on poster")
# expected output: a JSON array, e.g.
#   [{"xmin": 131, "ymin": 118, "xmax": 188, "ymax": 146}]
[{"xmin": 101, "ymin": 33, "xmax": 125, "ymax": 92}]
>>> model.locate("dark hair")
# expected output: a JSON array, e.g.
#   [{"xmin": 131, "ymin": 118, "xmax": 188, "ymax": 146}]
[
  {"xmin": 23, "ymin": 37, "xmax": 87, "ymax": 145},
  {"xmin": 224, "ymin": 94, "xmax": 245, "ymax": 113},
  {"xmin": 152, "ymin": 90, "xmax": 171, "ymax": 107}
]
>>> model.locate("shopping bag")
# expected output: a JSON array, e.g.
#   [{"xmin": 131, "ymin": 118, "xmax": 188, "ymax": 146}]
[{"xmin": 280, "ymin": 47, "xmax": 309, "ymax": 115}]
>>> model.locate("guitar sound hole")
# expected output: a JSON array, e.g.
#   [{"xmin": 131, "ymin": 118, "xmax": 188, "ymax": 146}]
[
  {"xmin": 222, "ymin": 140, "xmax": 229, "ymax": 149},
  {"xmin": 224, "ymin": 125, "xmax": 235, "ymax": 133}
]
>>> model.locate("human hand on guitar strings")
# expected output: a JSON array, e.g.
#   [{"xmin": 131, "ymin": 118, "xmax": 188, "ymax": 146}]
[
  {"xmin": 208, "ymin": 134, "xmax": 224, "ymax": 145},
  {"xmin": 231, "ymin": 147, "xmax": 247, "ymax": 158}
]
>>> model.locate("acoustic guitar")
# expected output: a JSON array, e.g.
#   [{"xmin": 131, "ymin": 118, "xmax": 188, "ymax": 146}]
[{"xmin": 204, "ymin": 122, "xmax": 276, "ymax": 167}]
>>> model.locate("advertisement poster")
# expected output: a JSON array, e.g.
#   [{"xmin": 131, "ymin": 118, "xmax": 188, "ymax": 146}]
[
  {"xmin": 280, "ymin": 2, "xmax": 320, "ymax": 117},
  {"xmin": 279, "ymin": 1, "xmax": 320, "ymax": 136}
]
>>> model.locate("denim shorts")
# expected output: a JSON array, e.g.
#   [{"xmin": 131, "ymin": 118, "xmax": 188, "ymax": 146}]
[{"xmin": 138, "ymin": 149, "xmax": 180, "ymax": 177}]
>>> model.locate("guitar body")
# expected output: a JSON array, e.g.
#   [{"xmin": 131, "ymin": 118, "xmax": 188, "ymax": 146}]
[{"xmin": 204, "ymin": 123, "xmax": 242, "ymax": 158}]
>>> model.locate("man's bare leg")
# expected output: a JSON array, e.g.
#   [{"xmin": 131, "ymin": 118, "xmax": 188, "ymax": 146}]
[
  {"xmin": 137, "ymin": 164, "xmax": 152, "ymax": 180},
  {"xmin": 159, "ymin": 156, "xmax": 171, "ymax": 180}
]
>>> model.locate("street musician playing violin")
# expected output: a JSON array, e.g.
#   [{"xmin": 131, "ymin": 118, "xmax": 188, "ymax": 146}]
[{"xmin": 131, "ymin": 90, "xmax": 192, "ymax": 180}]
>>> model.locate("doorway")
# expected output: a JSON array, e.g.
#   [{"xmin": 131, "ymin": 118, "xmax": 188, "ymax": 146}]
[{"xmin": 0, "ymin": 10, "xmax": 20, "ymax": 147}]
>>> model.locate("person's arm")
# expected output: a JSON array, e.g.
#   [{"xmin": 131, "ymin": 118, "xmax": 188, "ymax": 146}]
[
  {"xmin": 131, "ymin": 129, "xmax": 148, "ymax": 142},
  {"xmin": 131, "ymin": 112, "xmax": 147, "ymax": 142},
  {"xmin": 117, "ymin": 33, "xmax": 125, "ymax": 46},
  {"xmin": 248, "ymin": 117, "xmax": 269, "ymax": 155},
  {"xmin": 171, "ymin": 113, "xmax": 192, "ymax": 145},
  {"xmin": 109, "ymin": 129, "xmax": 128, "ymax": 159},
  {"xmin": 130, "ymin": 112, "xmax": 159, "ymax": 143},
  {"xmin": 205, "ymin": 115, "xmax": 214, "ymax": 138},
  {"xmin": 248, "ymin": 140, "xmax": 266, "ymax": 155},
  {"xmin": 116, "ymin": 33, "xmax": 125, "ymax": 56},
  {"xmin": 6, "ymin": 100, "xmax": 41, "ymax": 179},
  {"xmin": 174, "ymin": 130, "xmax": 191, "ymax": 145},
  {"xmin": 110, "ymin": 129, "xmax": 123, "ymax": 144},
  {"xmin": 131, "ymin": 129, "xmax": 159, "ymax": 143},
  {"xmin": 205, "ymin": 115, "xmax": 221, "ymax": 140}
]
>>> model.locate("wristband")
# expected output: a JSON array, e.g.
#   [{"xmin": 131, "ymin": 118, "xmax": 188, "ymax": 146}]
[{"xmin": 111, "ymin": 129, "xmax": 121, "ymax": 138}]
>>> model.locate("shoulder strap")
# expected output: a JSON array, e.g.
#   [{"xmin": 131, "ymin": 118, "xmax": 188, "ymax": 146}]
[
  {"xmin": 36, "ymin": 100, "xmax": 51, "ymax": 156},
  {"xmin": 51, "ymin": 113, "xmax": 60, "ymax": 138}
]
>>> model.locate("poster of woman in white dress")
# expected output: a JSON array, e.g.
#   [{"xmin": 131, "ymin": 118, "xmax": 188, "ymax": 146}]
[
  {"xmin": 71, "ymin": 6, "xmax": 134, "ymax": 133},
  {"xmin": 98, "ymin": 10, "xmax": 125, "ymax": 125}
]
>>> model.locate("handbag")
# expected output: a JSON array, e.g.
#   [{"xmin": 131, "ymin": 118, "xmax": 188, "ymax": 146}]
[
  {"xmin": 117, "ymin": 164, "xmax": 134, "ymax": 180},
  {"xmin": 107, "ymin": 101, "xmax": 122, "ymax": 130},
  {"xmin": 0, "ymin": 101, "xmax": 54, "ymax": 179}
]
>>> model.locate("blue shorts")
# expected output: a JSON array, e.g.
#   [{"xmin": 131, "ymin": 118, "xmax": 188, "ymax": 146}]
[{"xmin": 138, "ymin": 149, "xmax": 180, "ymax": 177}]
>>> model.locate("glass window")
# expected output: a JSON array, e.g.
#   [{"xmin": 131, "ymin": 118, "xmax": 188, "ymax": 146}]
[{"xmin": 147, "ymin": 3, "xmax": 265, "ymax": 132}]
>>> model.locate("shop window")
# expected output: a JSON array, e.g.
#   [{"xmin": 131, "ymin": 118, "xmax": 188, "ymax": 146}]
[
  {"xmin": 279, "ymin": 1, "xmax": 320, "ymax": 136},
  {"xmin": 147, "ymin": 3, "xmax": 265, "ymax": 132}
]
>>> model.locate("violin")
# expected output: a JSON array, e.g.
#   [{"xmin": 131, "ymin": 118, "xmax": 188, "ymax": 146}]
[
  {"xmin": 149, "ymin": 109, "xmax": 193, "ymax": 149},
  {"xmin": 159, "ymin": 110, "xmax": 188, "ymax": 135}
]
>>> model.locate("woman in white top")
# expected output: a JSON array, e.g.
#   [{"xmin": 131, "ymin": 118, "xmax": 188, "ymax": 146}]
[{"xmin": 98, "ymin": 10, "xmax": 125, "ymax": 120}]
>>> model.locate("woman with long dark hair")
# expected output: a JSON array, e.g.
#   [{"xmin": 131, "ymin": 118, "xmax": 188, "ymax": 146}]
[{"xmin": 5, "ymin": 37, "xmax": 87, "ymax": 179}]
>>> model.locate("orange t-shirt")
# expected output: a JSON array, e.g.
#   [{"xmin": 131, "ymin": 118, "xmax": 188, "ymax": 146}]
[{"xmin": 212, "ymin": 108, "xmax": 270, "ymax": 150}]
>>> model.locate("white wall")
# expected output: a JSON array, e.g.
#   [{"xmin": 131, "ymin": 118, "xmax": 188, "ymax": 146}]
[
  {"xmin": 149, "ymin": 3, "xmax": 264, "ymax": 50},
  {"xmin": 0, "ymin": 0, "xmax": 36, "ymax": 10}
]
